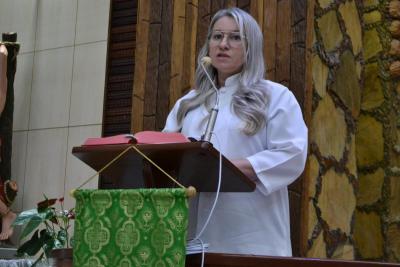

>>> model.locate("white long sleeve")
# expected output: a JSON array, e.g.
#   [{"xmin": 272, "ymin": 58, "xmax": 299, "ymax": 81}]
[{"xmin": 246, "ymin": 86, "xmax": 308, "ymax": 195}]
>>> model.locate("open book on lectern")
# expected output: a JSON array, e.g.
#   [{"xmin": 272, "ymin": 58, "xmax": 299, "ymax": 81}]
[{"xmin": 83, "ymin": 131, "xmax": 190, "ymax": 146}]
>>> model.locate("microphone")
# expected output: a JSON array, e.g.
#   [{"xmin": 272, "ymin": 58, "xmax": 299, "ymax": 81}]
[
  {"xmin": 201, "ymin": 56, "xmax": 212, "ymax": 66},
  {"xmin": 200, "ymin": 56, "xmax": 219, "ymax": 142}
]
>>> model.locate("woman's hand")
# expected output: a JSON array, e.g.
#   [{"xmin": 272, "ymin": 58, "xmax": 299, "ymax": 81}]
[{"xmin": 231, "ymin": 158, "xmax": 257, "ymax": 181}]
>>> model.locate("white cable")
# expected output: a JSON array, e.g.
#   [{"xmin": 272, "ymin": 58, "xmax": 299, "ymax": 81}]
[
  {"xmin": 194, "ymin": 133, "xmax": 222, "ymax": 239},
  {"xmin": 186, "ymin": 133, "xmax": 223, "ymax": 267},
  {"xmin": 186, "ymin": 238, "xmax": 206, "ymax": 266}
]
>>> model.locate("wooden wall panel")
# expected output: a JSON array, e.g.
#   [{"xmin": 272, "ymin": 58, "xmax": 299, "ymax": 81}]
[
  {"xmin": 290, "ymin": 0, "xmax": 307, "ymax": 109},
  {"xmin": 237, "ymin": 0, "xmax": 250, "ymax": 11},
  {"xmin": 275, "ymin": 0, "xmax": 292, "ymax": 87},
  {"xmin": 300, "ymin": 12, "xmax": 314, "ymax": 250},
  {"xmin": 264, "ymin": 0, "xmax": 277, "ymax": 81},
  {"xmin": 250, "ymin": 0, "xmax": 264, "ymax": 32},
  {"xmin": 131, "ymin": 0, "xmax": 150, "ymax": 133},
  {"xmin": 156, "ymin": 0, "xmax": 173, "ymax": 130},
  {"xmin": 104, "ymin": 0, "xmax": 312, "ymax": 258},
  {"xmin": 181, "ymin": 0, "xmax": 199, "ymax": 94},
  {"xmin": 143, "ymin": 0, "xmax": 162, "ymax": 130},
  {"xmin": 211, "ymin": 0, "xmax": 225, "ymax": 13},
  {"xmin": 225, "ymin": 0, "xmax": 237, "ymax": 8},
  {"xmin": 196, "ymin": 0, "xmax": 211, "ymax": 58},
  {"xmin": 169, "ymin": 0, "xmax": 187, "ymax": 110}
]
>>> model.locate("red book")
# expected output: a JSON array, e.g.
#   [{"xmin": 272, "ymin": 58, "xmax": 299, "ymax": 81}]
[{"xmin": 83, "ymin": 131, "xmax": 189, "ymax": 146}]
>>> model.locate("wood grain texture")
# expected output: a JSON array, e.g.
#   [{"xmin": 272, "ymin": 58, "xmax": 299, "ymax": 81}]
[
  {"xmin": 264, "ymin": 0, "xmax": 277, "ymax": 81},
  {"xmin": 182, "ymin": 0, "xmax": 199, "ymax": 93},
  {"xmin": 300, "ymin": 0, "xmax": 316, "ymax": 257},
  {"xmin": 143, "ymin": 0, "xmax": 162, "ymax": 130},
  {"xmin": 156, "ymin": 0, "xmax": 173, "ymax": 130},
  {"xmin": 290, "ymin": 20, "xmax": 306, "ymax": 108},
  {"xmin": 169, "ymin": 0, "xmax": 187, "ymax": 110},
  {"xmin": 131, "ymin": 0, "xmax": 151, "ymax": 132},
  {"xmin": 237, "ymin": 0, "xmax": 250, "ymax": 11},
  {"xmin": 211, "ymin": 0, "xmax": 225, "ymax": 14},
  {"xmin": 196, "ymin": 0, "xmax": 211, "ymax": 59},
  {"xmin": 275, "ymin": 0, "xmax": 291, "ymax": 87},
  {"xmin": 250, "ymin": 0, "xmax": 264, "ymax": 32},
  {"xmin": 225, "ymin": 0, "xmax": 237, "ymax": 8}
]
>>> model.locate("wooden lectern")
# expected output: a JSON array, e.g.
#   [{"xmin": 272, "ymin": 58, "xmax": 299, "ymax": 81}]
[
  {"xmin": 186, "ymin": 253, "xmax": 400, "ymax": 267},
  {"xmin": 72, "ymin": 141, "xmax": 255, "ymax": 192},
  {"xmin": 72, "ymin": 142, "xmax": 400, "ymax": 267}
]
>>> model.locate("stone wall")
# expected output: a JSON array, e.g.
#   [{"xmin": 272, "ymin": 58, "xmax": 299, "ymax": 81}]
[
  {"xmin": 304, "ymin": 0, "xmax": 400, "ymax": 262},
  {"xmin": 305, "ymin": 0, "xmax": 361, "ymax": 259},
  {"xmin": 355, "ymin": 0, "xmax": 400, "ymax": 262}
]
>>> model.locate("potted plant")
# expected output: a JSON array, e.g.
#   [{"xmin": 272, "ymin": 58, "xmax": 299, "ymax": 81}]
[{"xmin": 12, "ymin": 196, "xmax": 74, "ymax": 266}]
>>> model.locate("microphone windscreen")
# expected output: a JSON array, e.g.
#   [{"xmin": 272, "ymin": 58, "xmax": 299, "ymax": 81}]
[{"xmin": 201, "ymin": 56, "xmax": 212, "ymax": 66}]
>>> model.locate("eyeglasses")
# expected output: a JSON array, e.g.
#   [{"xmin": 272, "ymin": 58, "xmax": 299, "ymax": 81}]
[{"xmin": 209, "ymin": 31, "xmax": 246, "ymax": 48}]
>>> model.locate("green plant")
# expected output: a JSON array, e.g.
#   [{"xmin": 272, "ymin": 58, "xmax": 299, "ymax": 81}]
[{"xmin": 13, "ymin": 196, "xmax": 74, "ymax": 266}]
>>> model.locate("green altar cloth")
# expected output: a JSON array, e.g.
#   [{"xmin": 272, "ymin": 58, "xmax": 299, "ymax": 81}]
[{"xmin": 73, "ymin": 188, "xmax": 189, "ymax": 267}]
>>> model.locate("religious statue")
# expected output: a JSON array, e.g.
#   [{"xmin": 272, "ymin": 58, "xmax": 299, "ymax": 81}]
[{"xmin": 0, "ymin": 34, "xmax": 19, "ymax": 241}]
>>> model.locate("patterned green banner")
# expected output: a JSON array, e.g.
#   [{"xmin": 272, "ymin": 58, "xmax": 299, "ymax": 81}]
[{"xmin": 73, "ymin": 188, "xmax": 189, "ymax": 267}]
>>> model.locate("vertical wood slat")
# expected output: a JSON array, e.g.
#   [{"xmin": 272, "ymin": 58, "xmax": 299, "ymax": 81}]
[
  {"xmin": 275, "ymin": 0, "xmax": 292, "ymax": 87},
  {"xmin": 225, "ymin": 0, "xmax": 237, "ymax": 8},
  {"xmin": 281, "ymin": 0, "xmax": 300, "ymax": 255},
  {"xmin": 196, "ymin": 0, "xmax": 211, "ymax": 57},
  {"xmin": 169, "ymin": 0, "xmax": 187, "ymax": 110},
  {"xmin": 211, "ymin": 0, "xmax": 225, "ymax": 13},
  {"xmin": 250, "ymin": 0, "xmax": 264, "ymax": 32},
  {"xmin": 181, "ymin": 0, "xmax": 199, "ymax": 93},
  {"xmin": 290, "ymin": 0, "xmax": 307, "ymax": 108},
  {"xmin": 300, "ymin": 0, "xmax": 316, "ymax": 257},
  {"xmin": 264, "ymin": 0, "xmax": 277, "ymax": 81},
  {"xmin": 131, "ymin": 0, "xmax": 151, "ymax": 133},
  {"xmin": 156, "ymin": 0, "xmax": 173, "ymax": 130},
  {"xmin": 237, "ymin": 0, "xmax": 250, "ymax": 11},
  {"xmin": 143, "ymin": 0, "xmax": 163, "ymax": 130}
]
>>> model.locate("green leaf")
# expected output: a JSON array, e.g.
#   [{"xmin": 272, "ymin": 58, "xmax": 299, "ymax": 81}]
[
  {"xmin": 17, "ymin": 230, "xmax": 44, "ymax": 256},
  {"xmin": 69, "ymin": 236, "xmax": 74, "ymax": 248},
  {"xmin": 57, "ymin": 229, "xmax": 67, "ymax": 242},
  {"xmin": 19, "ymin": 214, "xmax": 45, "ymax": 240},
  {"xmin": 38, "ymin": 229, "xmax": 55, "ymax": 258},
  {"xmin": 12, "ymin": 209, "xmax": 39, "ymax": 226},
  {"xmin": 43, "ymin": 208, "xmax": 56, "ymax": 221},
  {"xmin": 53, "ymin": 238, "xmax": 64, "ymax": 249}
]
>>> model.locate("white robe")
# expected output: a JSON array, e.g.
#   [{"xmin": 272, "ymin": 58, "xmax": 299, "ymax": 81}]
[{"xmin": 163, "ymin": 74, "xmax": 308, "ymax": 256}]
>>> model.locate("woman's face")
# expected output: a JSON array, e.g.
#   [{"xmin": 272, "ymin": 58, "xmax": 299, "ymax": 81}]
[{"xmin": 208, "ymin": 16, "xmax": 245, "ymax": 82}]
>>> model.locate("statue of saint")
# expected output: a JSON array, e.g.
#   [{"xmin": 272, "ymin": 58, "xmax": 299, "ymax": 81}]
[{"xmin": 0, "ymin": 44, "xmax": 17, "ymax": 241}]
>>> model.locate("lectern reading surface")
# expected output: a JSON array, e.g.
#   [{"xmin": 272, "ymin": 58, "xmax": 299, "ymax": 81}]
[{"xmin": 72, "ymin": 141, "xmax": 255, "ymax": 192}]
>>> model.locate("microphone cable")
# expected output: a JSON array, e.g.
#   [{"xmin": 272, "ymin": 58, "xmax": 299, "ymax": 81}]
[{"xmin": 186, "ymin": 133, "xmax": 223, "ymax": 267}]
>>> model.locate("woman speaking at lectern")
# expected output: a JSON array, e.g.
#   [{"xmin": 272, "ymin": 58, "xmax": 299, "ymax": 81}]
[{"xmin": 163, "ymin": 7, "xmax": 308, "ymax": 256}]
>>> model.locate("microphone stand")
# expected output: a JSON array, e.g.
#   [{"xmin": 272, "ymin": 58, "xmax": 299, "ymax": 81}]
[{"xmin": 200, "ymin": 59, "xmax": 219, "ymax": 142}]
